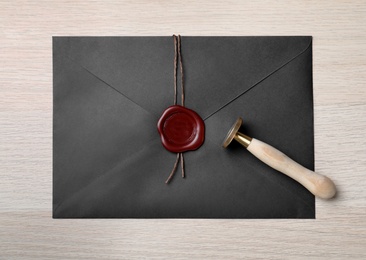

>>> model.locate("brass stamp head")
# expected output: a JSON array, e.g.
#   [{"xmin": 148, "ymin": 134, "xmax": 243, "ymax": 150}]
[
  {"xmin": 223, "ymin": 117, "xmax": 252, "ymax": 149},
  {"xmin": 222, "ymin": 117, "xmax": 243, "ymax": 148}
]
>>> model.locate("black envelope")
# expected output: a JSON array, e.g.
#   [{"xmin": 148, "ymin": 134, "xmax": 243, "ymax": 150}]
[{"xmin": 53, "ymin": 36, "xmax": 314, "ymax": 218}]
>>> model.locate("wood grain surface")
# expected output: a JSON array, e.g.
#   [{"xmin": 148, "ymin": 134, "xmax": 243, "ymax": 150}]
[{"xmin": 1, "ymin": 0, "xmax": 365, "ymax": 259}]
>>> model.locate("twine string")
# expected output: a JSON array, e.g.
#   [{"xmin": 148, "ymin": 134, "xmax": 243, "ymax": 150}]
[
  {"xmin": 173, "ymin": 35, "xmax": 178, "ymax": 105},
  {"xmin": 178, "ymin": 35, "xmax": 185, "ymax": 107},
  {"xmin": 180, "ymin": 152, "xmax": 185, "ymax": 178},
  {"xmin": 165, "ymin": 153, "xmax": 180, "ymax": 184},
  {"xmin": 166, "ymin": 34, "xmax": 185, "ymax": 184}
]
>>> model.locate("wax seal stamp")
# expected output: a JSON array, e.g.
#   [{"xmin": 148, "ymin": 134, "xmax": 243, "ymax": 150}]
[
  {"xmin": 157, "ymin": 105, "xmax": 205, "ymax": 153},
  {"xmin": 223, "ymin": 117, "xmax": 336, "ymax": 199}
]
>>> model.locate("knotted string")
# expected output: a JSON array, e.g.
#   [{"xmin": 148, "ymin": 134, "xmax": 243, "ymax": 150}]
[
  {"xmin": 173, "ymin": 35, "xmax": 185, "ymax": 106},
  {"xmin": 166, "ymin": 35, "xmax": 185, "ymax": 184}
]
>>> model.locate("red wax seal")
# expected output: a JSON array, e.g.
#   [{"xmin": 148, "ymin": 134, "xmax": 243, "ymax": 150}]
[{"xmin": 157, "ymin": 105, "xmax": 205, "ymax": 153}]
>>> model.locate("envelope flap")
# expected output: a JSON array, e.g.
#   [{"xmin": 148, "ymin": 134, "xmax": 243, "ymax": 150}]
[
  {"xmin": 59, "ymin": 37, "xmax": 311, "ymax": 119},
  {"xmin": 53, "ymin": 39, "xmax": 159, "ymax": 207},
  {"xmin": 55, "ymin": 139, "xmax": 314, "ymax": 218}
]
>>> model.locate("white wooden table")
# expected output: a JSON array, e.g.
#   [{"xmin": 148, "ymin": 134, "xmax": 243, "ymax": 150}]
[{"xmin": 1, "ymin": 1, "xmax": 365, "ymax": 259}]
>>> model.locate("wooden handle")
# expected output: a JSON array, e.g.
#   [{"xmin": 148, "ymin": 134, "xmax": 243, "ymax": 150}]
[{"xmin": 247, "ymin": 138, "xmax": 336, "ymax": 199}]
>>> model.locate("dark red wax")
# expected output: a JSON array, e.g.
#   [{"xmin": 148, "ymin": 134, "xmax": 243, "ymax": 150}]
[{"xmin": 157, "ymin": 105, "xmax": 205, "ymax": 153}]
